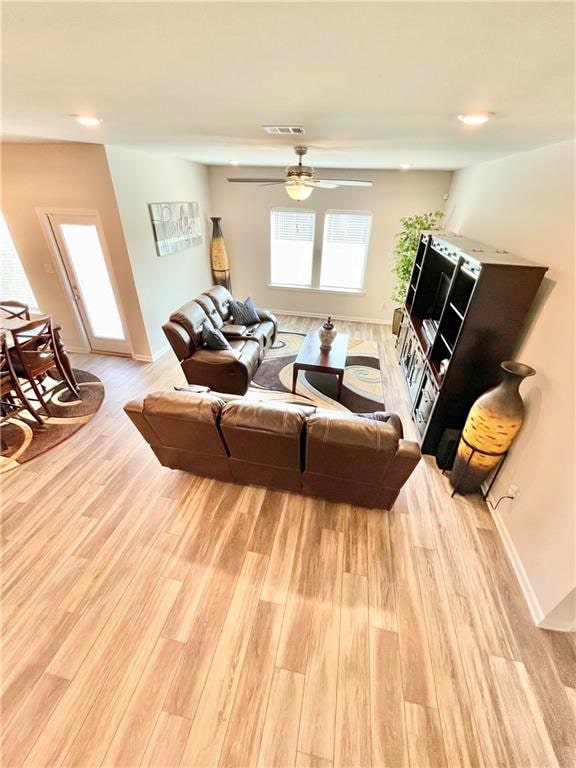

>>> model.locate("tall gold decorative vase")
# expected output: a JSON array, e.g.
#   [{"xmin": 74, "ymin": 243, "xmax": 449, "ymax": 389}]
[
  {"xmin": 210, "ymin": 217, "xmax": 231, "ymax": 290},
  {"xmin": 450, "ymin": 361, "xmax": 536, "ymax": 494}
]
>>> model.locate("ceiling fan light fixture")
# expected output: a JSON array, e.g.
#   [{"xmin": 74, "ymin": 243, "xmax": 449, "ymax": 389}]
[{"xmin": 285, "ymin": 182, "xmax": 313, "ymax": 201}]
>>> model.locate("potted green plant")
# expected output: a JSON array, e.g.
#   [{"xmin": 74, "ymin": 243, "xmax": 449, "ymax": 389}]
[{"xmin": 391, "ymin": 210, "xmax": 444, "ymax": 334}]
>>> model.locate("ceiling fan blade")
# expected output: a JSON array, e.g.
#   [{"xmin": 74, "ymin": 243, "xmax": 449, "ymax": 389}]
[
  {"xmin": 227, "ymin": 177, "xmax": 285, "ymax": 183},
  {"xmin": 312, "ymin": 180, "xmax": 339, "ymax": 189},
  {"xmin": 316, "ymin": 179, "xmax": 374, "ymax": 187}
]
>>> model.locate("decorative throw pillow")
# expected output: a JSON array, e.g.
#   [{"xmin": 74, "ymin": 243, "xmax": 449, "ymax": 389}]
[
  {"xmin": 230, "ymin": 296, "xmax": 260, "ymax": 325},
  {"xmin": 202, "ymin": 324, "xmax": 231, "ymax": 350}
]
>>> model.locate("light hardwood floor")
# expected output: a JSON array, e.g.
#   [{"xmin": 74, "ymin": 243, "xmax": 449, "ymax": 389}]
[{"xmin": 1, "ymin": 316, "xmax": 575, "ymax": 768}]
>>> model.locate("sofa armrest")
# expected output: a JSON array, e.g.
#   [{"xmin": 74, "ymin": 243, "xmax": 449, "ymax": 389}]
[
  {"xmin": 257, "ymin": 308, "xmax": 276, "ymax": 324},
  {"xmin": 124, "ymin": 398, "xmax": 160, "ymax": 445},
  {"xmin": 386, "ymin": 439, "xmax": 421, "ymax": 489},
  {"xmin": 221, "ymin": 323, "xmax": 248, "ymax": 338}
]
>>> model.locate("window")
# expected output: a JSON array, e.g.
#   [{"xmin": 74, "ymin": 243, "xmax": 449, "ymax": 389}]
[
  {"xmin": 270, "ymin": 208, "xmax": 315, "ymax": 287},
  {"xmin": 320, "ymin": 211, "xmax": 372, "ymax": 291},
  {"xmin": 0, "ymin": 212, "xmax": 39, "ymax": 310}
]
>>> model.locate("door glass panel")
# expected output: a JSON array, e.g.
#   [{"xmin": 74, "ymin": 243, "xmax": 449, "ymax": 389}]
[{"xmin": 59, "ymin": 223, "xmax": 125, "ymax": 340}]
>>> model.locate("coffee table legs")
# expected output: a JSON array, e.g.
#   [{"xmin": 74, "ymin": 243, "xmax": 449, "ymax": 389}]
[
  {"xmin": 292, "ymin": 364, "xmax": 345, "ymax": 401},
  {"xmin": 336, "ymin": 371, "xmax": 344, "ymax": 402},
  {"xmin": 292, "ymin": 364, "xmax": 299, "ymax": 394}
]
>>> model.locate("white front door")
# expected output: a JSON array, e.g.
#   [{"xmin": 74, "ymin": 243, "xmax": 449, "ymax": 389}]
[{"xmin": 47, "ymin": 213, "xmax": 131, "ymax": 354}]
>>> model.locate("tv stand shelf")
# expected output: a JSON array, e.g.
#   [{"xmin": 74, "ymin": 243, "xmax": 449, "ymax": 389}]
[{"xmin": 395, "ymin": 231, "xmax": 547, "ymax": 457}]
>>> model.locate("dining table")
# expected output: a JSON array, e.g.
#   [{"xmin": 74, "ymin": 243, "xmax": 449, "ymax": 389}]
[{"xmin": 0, "ymin": 314, "xmax": 80, "ymax": 396}]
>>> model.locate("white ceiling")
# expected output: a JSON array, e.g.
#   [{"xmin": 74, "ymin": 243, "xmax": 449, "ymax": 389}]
[{"xmin": 2, "ymin": 2, "xmax": 574, "ymax": 170}]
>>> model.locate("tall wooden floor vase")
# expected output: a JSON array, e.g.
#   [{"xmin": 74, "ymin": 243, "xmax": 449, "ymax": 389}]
[
  {"xmin": 450, "ymin": 360, "xmax": 536, "ymax": 494},
  {"xmin": 210, "ymin": 217, "xmax": 231, "ymax": 290}
]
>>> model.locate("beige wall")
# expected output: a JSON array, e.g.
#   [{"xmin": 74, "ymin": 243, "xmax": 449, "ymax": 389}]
[
  {"xmin": 445, "ymin": 140, "xmax": 575, "ymax": 629},
  {"xmin": 105, "ymin": 147, "xmax": 213, "ymax": 358},
  {"xmin": 1, "ymin": 142, "xmax": 149, "ymax": 356},
  {"xmin": 208, "ymin": 166, "xmax": 452, "ymax": 322}
]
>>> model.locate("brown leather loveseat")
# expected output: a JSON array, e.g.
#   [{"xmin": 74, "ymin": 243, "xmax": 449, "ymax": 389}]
[
  {"xmin": 162, "ymin": 286, "xmax": 278, "ymax": 395},
  {"xmin": 124, "ymin": 390, "xmax": 421, "ymax": 509}
]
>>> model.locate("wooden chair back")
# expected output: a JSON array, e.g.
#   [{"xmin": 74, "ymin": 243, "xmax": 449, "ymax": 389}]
[
  {"xmin": 0, "ymin": 301, "xmax": 31, "ymax": 320},
  {"xmin": 0, "ymin": 333, "xmax": 14, "ymax": 397},
  {"xmin": 0, "ymin": 331, "xmax": 43, "ymax": 424},
  {"xmin": 11, "ymin": 316, "xmax": 59, "ymax": 379}
]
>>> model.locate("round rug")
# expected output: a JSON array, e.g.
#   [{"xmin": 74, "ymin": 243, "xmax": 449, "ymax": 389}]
[
  {"xmin": 251, "ymin": 332, "xmax": 385, "ymax": 413},
  {"xmin": 0, "ymin": 369, "xmax": 105, "ymax": 473}
]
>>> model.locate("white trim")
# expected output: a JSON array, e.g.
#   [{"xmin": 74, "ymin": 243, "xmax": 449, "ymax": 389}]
[
  {"xmin": 489, "ymin": 503, "xmax": 545, "ymax": 625},
  {"xmin": 537, "ymin": 617, "xmax": 576, "ymax": 632},
  {"xmin": 489, "ymin": 495, "xmax": 576, "ymax": 632},
  {"xmin": 133, "ymin": 344, "xmax": 171, "ymax": 363},
  {"xmin": 271, "ymin": 307, "xmax": 391, "ymax": 325},
  {"xmin": 268, "ymin": 284, "xmax": 366, "ymax": 297},
  {"xmin": 65, "ymin": 344, "xmax": 91, "ymax": 354}
]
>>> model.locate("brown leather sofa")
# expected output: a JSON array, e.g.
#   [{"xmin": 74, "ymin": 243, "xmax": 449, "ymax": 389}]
[
  {"xmin": 162, "ymin": 286, "xmax": 278, "ymax": 395},
  {"xmin": 124, "ymin": 390, "xmax": 421, "ymax": 509}
]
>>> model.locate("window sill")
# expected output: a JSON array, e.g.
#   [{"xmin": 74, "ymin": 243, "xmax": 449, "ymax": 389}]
[{"xmin": 268, "ymin": 284, "xmax": 366, "ymax": 297}]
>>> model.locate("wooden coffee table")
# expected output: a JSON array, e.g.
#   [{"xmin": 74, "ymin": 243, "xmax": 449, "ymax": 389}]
[{"xmin": 291, "ymin": 329, "xmax": 349, "ymax": 401}]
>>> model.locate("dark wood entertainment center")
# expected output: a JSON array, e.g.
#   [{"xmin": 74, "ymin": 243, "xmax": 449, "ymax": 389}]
[{"xmin": 395, "ymin": 231, "xmax": 547, "ymax": 458}]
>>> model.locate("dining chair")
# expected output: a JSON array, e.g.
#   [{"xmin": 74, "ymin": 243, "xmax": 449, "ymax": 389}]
[
  {"xmin": 0, "ymin": 301, "xmax": 31, "ymax": 320},
  {"xmin": 0, "ymin": 332, "xmax": 43, "ymax": 429},
  {"xmin": 10, "ymin": 316, "xmax": 79, "ymax": 417}
]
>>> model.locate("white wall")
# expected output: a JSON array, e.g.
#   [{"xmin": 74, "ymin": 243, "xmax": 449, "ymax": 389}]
[
  {"xmin": 105, "ymin": 147, "xmax": 213, "ymax": 359},
  {"xmin": 1, "ymin": 142, "xmax": 149, "ymax": 357},
  {"xmin": 208, "ymin": 167, "xmax": 452, "ymax": 322},
  {"xmin": 445, "ymin": 140, "xmax": 575, "ymax": 629}
]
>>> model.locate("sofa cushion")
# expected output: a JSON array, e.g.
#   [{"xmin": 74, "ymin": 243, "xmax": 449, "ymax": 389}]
[
  {"xmin": 202, "ymin": 324, "xmax": 231, "ymax": 350},
  {"xmin": 142, "ymin": 391, "xmax": 227, "ymax": 455},
  {"xmin": 196, "ymin": 294, "xmax": 225, "ymax": 329},
  {"xmin": 203, "ymin": 286, "xmax": 234, "ymax": 321},
  {"xmin": 230, "ymin": 296, "xmax": 260, "ymax": 325},
  {"xmin": 305, "ymin": 410, "xmax": 399, "ymax": 483},
  {"xmin": 221, "ymin": 400, "xmax": 307, "ymax": 469},
  {"xmin": 170, "ymin": 301, "xmax": 211, "ymax": 348}
]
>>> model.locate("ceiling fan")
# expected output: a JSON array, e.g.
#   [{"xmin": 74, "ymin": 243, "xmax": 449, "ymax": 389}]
[{"xmin": 227, "ymin": 146, "xmax": 373, "ymax": 201}]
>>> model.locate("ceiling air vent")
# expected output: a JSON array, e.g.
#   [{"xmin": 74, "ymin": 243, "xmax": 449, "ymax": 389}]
[{"xmin": 262, "ymin": 126, "xmax": 306, "ymax": 135}]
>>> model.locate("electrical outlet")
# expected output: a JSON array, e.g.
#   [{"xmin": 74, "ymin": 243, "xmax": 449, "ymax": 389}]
[{"xmin": 508, "ymin": 484, "xmax": 520, "ymax": 499}]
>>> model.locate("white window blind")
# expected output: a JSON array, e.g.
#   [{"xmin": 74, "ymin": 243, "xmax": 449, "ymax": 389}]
[
  {"xmin": 270, "ymin": 208, "xmax": 315, "ymax": 287},
  {"xmin": 0, "ymin": 212, "xmax": 39, "ymax": 311},
  {"xmin": 320, "ymin": 210, "xmax": 372, "ymax": 291}
]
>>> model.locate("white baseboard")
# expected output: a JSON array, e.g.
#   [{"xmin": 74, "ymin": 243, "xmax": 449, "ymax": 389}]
[
  {"xmin": 271, "ymin": 308, "xmax": 392, "ymax": 326},
  {"xmin": 133, "ymin": 345, "xmax": 170, "ymax": 363},
  {"xmin": 489, "ymin": 503, "xmax": 545, "ymax": 625},
  {"xmin": 537, "ymin": 617, "xmax": 576, "ymax": 632},
  {"xmin": 490, "ymin": 501, "xmax": 576, "ymax": 632},
  {"xmin": 65, "ymin": 345, "xmax": 91, "ymax": 354}
]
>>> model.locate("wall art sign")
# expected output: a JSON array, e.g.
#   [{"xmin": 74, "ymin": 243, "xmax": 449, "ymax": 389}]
[{"xmin": 148, "ymin": 201, "xmax": 203, "ymax": 256}]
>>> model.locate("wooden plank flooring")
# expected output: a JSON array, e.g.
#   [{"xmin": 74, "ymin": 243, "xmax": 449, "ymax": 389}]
[{"xmin": 1, "ymin": 315, "xmax": 575, "ymax": 767}]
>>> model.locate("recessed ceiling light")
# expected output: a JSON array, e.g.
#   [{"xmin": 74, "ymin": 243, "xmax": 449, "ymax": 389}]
[
  {"xmin": 71, "ymin": 115, "xmax": 103, "ymax": 127},
  {"xmin": 229, "ymin": 160, "xmax": 240, "ymax": 166},
  {"xmin": 400, "ymin": 164, "xmax": 413, "ymax": 170},
  {"xmin": 457, "ymin": 112, "xmax": 494, "ymax": 126}
]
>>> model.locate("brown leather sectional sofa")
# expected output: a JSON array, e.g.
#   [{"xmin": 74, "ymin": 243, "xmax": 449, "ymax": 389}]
[
  {"xmin": 162, "ymin": 286, "xmax": 278, "ymax": 395},
  {"xmin": 124, "ymin": 389, "xmax": 421, "ymax": 509}
]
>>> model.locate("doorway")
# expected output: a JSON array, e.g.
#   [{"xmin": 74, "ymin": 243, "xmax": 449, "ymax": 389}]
[{"xmin": 46, "ymin": 212, "xmax": 131, "ymax": 355}]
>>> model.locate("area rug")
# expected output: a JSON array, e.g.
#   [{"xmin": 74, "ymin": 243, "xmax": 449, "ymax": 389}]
[
  {"xmin": 0, "ymin": 369, "xmax": 105, "ymax": 473},
  {"xmin": 250, "ymin": 331, "xmax": 385, "ymax": 413}
]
